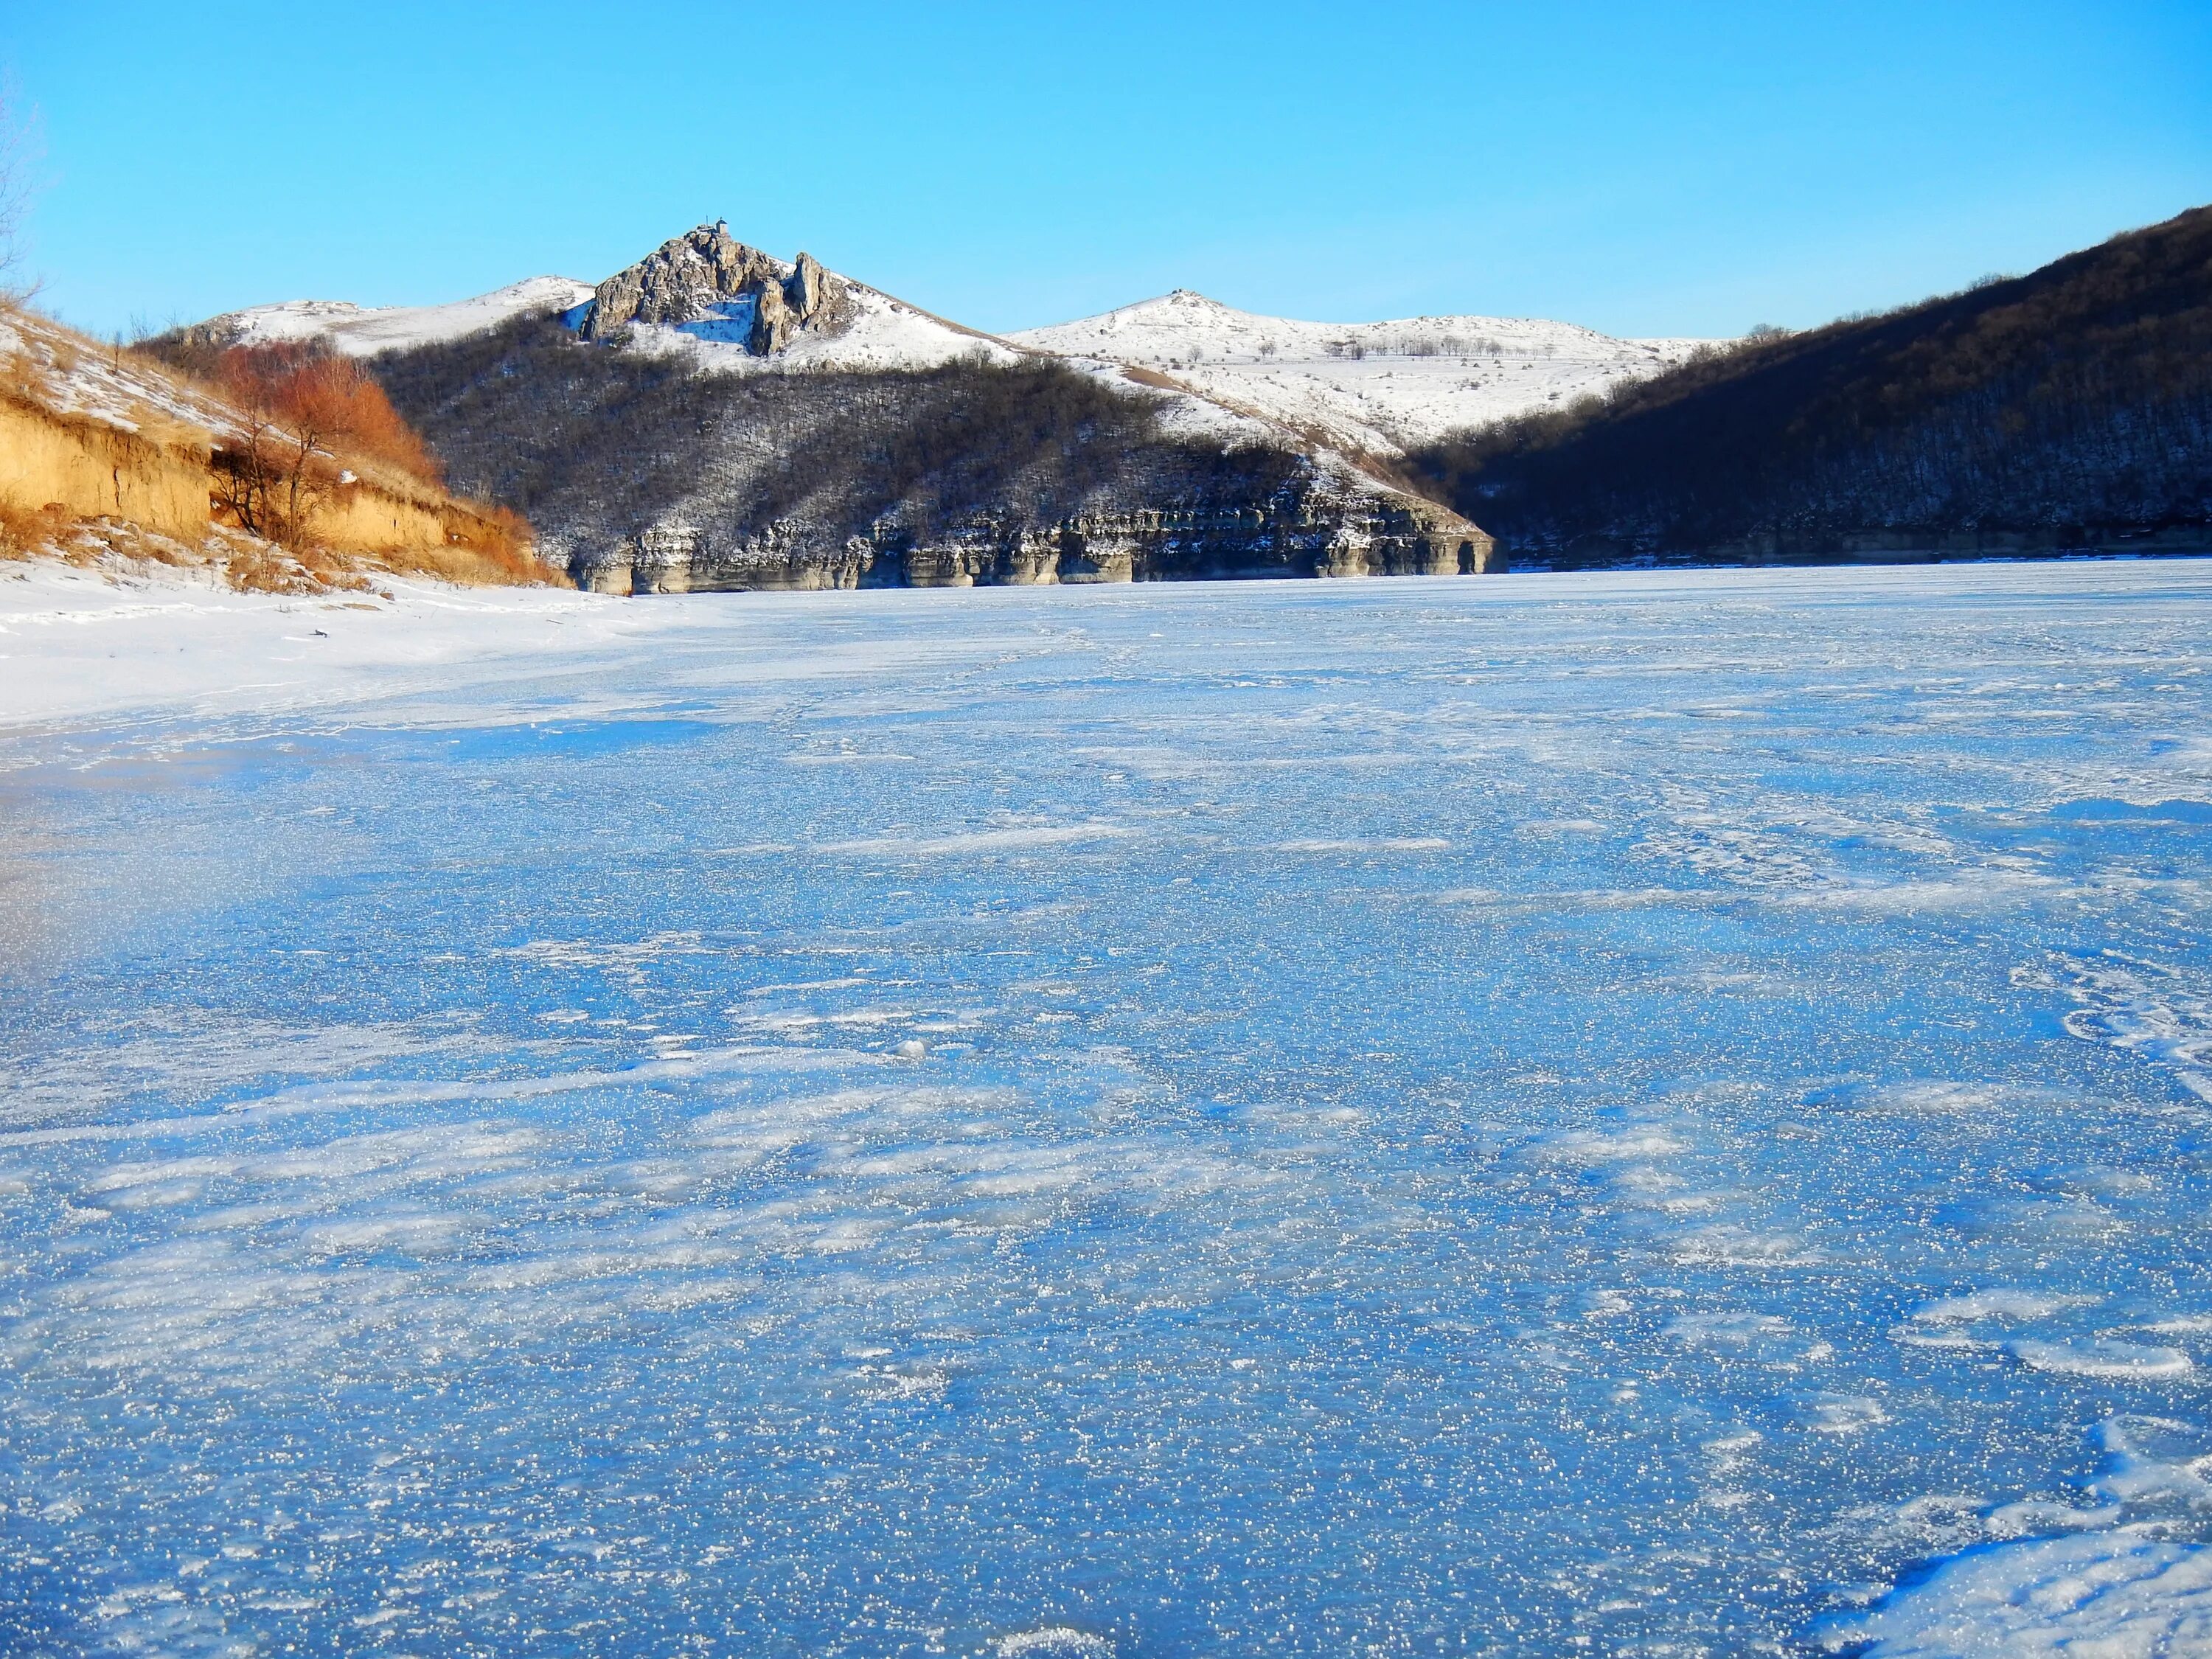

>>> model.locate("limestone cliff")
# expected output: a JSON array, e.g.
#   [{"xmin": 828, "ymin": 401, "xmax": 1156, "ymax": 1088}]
[{"xmin": 580, "ymin": 486, "xmax": 1494, "ymax": 594}]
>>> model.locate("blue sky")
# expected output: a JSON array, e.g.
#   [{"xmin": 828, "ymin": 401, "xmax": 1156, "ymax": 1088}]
[{"xmin": 6, "ymin": 1, "xmax": 2210, "ymax": 339}]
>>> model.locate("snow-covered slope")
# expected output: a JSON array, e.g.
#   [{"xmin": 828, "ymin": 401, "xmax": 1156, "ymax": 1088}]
[
  {"xmin": 636, "ymin": 280, "xmax": 1023, "ymax": 375},
  {"xmin": 198, "ymin": 276, "xmax": 597, "ymax": 356},
  {"xmin": 1009, "ymin": 290, "xmax": 1719, "ymax": 454},
  {"xmin": 1, "ymin": 304, "xmax": 246, "ymax": 439}
]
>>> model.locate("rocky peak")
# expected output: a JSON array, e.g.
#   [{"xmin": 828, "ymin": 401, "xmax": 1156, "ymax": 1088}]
[{"xmin": 579, "ymin": 223, "xmax": 854, "ymax": 355}]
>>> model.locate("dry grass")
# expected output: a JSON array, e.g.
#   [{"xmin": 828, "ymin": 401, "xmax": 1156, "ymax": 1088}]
[
  {"xmin": 0, "ymin": 392, "xmax": 218, "ymax": 541},
  {"xmin": 0, "ymin": 300, "xmax": 559, "ymax": 591},
  {"xmin": 0, "ymin": 497, "xmax": 70, "ymax": 558}
]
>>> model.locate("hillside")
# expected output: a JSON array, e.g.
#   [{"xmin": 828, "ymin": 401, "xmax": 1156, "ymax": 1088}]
[
  {"xmin": 184, "ymin": 276, "xmax": 598, "ymax": 357},
  {"xmin": 355, "ymin": 225, "xmax": 1494, "ymax": 591},
  {"xmin": 1010, "ymin": 290, "xmax": 1712, "ymax": 456},
  {"xmin": 373, "ymin": 316, "xmax": 1486, "ymax": 591},
  {"xmin": 1409, "ymin": 204, "xmax": 2212, "ymax": 566},
  {"xmin": 3, "ymin": 302, "xmax": 549, "ymax": 590}
]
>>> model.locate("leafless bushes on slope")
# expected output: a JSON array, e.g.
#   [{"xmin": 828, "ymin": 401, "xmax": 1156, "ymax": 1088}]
[
  {"xmin": 1408, "ymin": 206, "xmax": 2212, "ymax": 563},
  {"xmin": 369, "ymin": 316, "xmax": 1314, "ymax": 566}
]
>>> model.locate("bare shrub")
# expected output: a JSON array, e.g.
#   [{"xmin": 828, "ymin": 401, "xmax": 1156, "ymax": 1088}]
[{"xmin": 0, "ymin": 84, "xmax": 43, "ymax": 302}]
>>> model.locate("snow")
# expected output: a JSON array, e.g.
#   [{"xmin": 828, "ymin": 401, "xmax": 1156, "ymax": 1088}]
[
  {"xmin": 1009, "ymin": 288, "xmax": 1720, "ymax": 453},
  {"xmin": 639, "ymin": 279, "xmax": 1025, "ymax": 375},
  {"xmin": 4, "ymin": 557, "xmax": 2212, "ymax": 1655},
  {"xmin": 0, "ymin": 305, "xmax": 245, "ymax": 439},
  {"xmin": 1820, "ymin": 1414, "xmax": 2212, "ymax": 1655},
  {"xmin": 201, "ymin": 275, "xmax": 598, "ymax": 356},
  {"xmin": 616, "ymin": 276, "xmax": 1287, "ymax": 453},
  {"xmin": 1823, "ymin": 1532, "xmax": 2212, "ymax": 1657}
]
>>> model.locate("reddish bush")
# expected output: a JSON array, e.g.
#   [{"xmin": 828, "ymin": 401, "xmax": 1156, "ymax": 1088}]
[{"xmin": 212, "ymin": 342, "xmax": 445, "ymax": 485}]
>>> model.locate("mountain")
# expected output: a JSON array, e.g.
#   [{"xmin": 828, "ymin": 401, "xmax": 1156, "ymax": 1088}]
[
  {"xmin": 1409, "ymin": 205, "xmax": 2212, "ymax": 566},
  {"xmin": 1008, "ymin": 291, "xmax": 1714, "ymax": 456},
  {"xmin": 264, "ymin": 224, "xmax": 1495, "ymax": 592},
  {"xmin": 568, "ymin": 220, "xmax": 1020, "ymax": 372}
]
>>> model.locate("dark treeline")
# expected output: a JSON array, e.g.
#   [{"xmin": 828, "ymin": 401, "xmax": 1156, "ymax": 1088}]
[
  {"xmin": 1408, "ymin": 205, "xmax": 2212, "ymax": 566},
  {"xmin": 369, "ymin": 317, "xmax": 1307, "ymax": 557}
]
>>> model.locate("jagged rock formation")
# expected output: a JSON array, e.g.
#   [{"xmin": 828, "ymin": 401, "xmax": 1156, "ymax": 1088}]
[{"xmin": 578, "ymin": 223, "xmax": 853, "ymax": 355}]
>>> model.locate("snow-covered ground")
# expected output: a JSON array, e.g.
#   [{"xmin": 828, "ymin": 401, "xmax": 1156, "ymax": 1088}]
[
  {"xmin": 1, "ymin": 305, "xmax": 243, "ymax": 439},
  {"xmin": 1011, "ymin": 290, "xmax": 1717, "ymax": 453},
  {"xmin": 195, "ymin": 275, "xmax": 598, "ymax": 355},
  {"xmin": 4, "ymin": 559, "xmax": 2211, "ymax": 1657},
  {"xmin": 0, "ymin": 562, "xmax": 625, "ymax": 731},
  {"xmin": 640, "ymin": 279, "xmax": 1025, "ymax": 375}
]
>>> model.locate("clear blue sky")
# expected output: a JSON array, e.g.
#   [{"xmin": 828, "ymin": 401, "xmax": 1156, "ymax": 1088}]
[{"xmin": 7, "ymin": 1, "xmax": 2210, "ymax": 340}]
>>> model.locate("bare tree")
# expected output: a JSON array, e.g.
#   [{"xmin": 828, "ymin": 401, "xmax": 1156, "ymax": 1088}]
[
  {"xmin": 0, "ymin": 83, "xmax": 44, "ymax": 302},
  {"xmin": 210, "ymin": 408, "xmax": 330, "ymax": 548}
]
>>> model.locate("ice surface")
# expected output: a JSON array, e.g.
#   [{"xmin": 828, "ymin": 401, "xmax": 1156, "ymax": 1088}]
[{"xmin": 2, "ymin": 560, "xmax": 2211, "ymax": 1655}]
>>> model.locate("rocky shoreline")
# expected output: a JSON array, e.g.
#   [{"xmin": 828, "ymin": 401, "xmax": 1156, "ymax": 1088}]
[{"xmin": 568, "ymin": 493, "xmax": 1495, "ymax": 594}]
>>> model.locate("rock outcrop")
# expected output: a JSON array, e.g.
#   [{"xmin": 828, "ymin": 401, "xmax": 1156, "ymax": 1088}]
[
  {"xmin": 571, "ymin": 486, "xmax": 1496, "ymax": 594},
  {"xmin": 578, "ymin": 223, "xmax": 853, "ymax": 355}
]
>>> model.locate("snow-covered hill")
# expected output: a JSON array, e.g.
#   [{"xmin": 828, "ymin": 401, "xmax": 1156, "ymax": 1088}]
[
  {"xmin": 193, "ymin": 276, "xmax": 598, "ymax": 356},
  {"xmin": 1009, "ymin": 290, "xmax": 1718, "ymax": 454}
]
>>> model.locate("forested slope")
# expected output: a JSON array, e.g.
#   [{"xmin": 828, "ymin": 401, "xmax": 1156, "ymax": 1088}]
[
  {"xmin": 1410, "ymin": 205, "xmax": 2212, "ymax": 566},
  {"xmin": 372, "ymin": 315, "xmax": 1489, "ymax": 591}
]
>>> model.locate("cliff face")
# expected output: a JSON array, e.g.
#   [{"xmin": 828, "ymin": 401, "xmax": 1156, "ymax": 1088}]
[
  {"xmin": 577, "ymin": 224, "xmax": 854, "ymax": 356},
  {"xmin": 585, "ymin": 489, "xmax": 1491, "ymax": 594}
]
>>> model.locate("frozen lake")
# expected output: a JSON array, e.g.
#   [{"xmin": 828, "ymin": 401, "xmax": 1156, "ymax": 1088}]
[{"xmin": 4, "ymin": 561, "xmax": 2211, "ymax": 1655}]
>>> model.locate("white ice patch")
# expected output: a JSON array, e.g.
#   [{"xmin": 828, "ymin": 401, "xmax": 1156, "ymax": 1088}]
[
  {"xmin": 1800, "ymin": 1394, "xmax": 1891, "ymax": 1435},
  {"xmin": 1912, "ymin": 1290, "xmax": 2102, "ymax": 1324},
  {"xmin": 1531, "ymin": 1127, "xmax": 1688, "ymax": 1164},
  {"xmin": 1825, "ymin": 1081, "xmax": 2062, "ymax": 1116},
  {"xmin": 2006, "ymin": 1339, "xmax": 2195, "ymax": 1380},
  {"xmin": 2090, "ymin": 1416, "xmax": 2212, "ymax": 1510},
  {"xmin": 1818, "ymin": 1531, "xmax": 2212, "ymax": 1656},
  {"xmin": 1668, "ymin": 1223, "xmax": 1823, "ymax": 1267},
  {"xmin": 1267, "ymin": 837, "xmax": 1451, "ymax": 853},
  {"xmin": 993, "ymin": 1629, "xmax": 1115, "ymax": 1659},
  {"xmin": 2025, "ymin": 953, "xmax": 2212, "ymax": 1103},
  {"xmin": 821, "ymin": 824, "xmax": 1135, "ymax": 856},
  {"xmin": 1665, "ymin": 1311, "xmax": 1792, "ymax": 1346}
]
